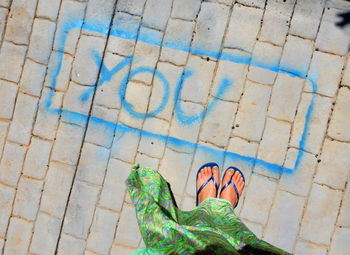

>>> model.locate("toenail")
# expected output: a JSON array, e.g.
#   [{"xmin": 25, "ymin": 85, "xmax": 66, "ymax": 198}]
[{"xmin": 229, "ymin": 169, "xmax": 234, "ymax": 173}]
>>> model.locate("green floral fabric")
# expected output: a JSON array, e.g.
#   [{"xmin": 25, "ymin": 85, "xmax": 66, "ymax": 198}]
[{"xmin": 126, "ymin": 164, "xmax": 290, "ymax": 255}]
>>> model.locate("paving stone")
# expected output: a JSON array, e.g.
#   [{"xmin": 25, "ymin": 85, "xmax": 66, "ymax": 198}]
[
  {"xmin": 118, "ymin": 82, "xmax": 151, "ymax": 129},
  {"xmin": 7, "ymin": 93, "xmax": 38, "ymax": 145},
  {"xmin": 0, "ymin": 7, "xmax": 7, "ymax": 42},
  {"xmin": 51, "ymin": 122, "xmax": 85, "ymax": 165},
  {"xmin": 57, "ymin": 233, "xmax": 86, "ymax": 255},
  {"xmin": 263, "ymin": 190, "xmax": 304, "ymax": 253},
  {"xmin": 94, "ymin": 53, "xmax": 131, "ymax": 109},
  {"xmin": 200, "ymin": 99, "xmax": 237, "ymax": 147},
  {"xmin": 290, "ymin": 0, "xmax": 325, "ymax": 40},
  {"xmin": 168, "ymin": 101, "xmax": 203, "ymax": 152},
  {"xmin": 191, "ymin": 2, "xmax": 230, "ymax": 58},
  {"xmin": 0, "ymin": 122, "xmax": 8, "ymax": 159},
  {"xmin": 3, "ymin": 217, "xmax": 32, "ymax": 255},
  {"xmin": 232, "ymin": 81, "xmax": 271, "ymax": 142},
  {"xmin": 160, "ymin": 19, "xmax": 194, "ymax": 66},
  {"xmin": 0, "ymin": 80, "xmax": 18, "ymax": 119},
  {"xmin": 212, "ymin": 49, "xmax": 249, "ymax": 102},
  {"xmin": 13, "ymin": 177, "xmax": 43, "ymax": 221},
  {"xmin": 172, "ymin": 0, "xmax": 200, "ymax": 20},
  {"xmin": 83, "ymin": 0, "xmax": 116, "ymax": 38},
  {"xmin": 329, "ymin": 227, "xmax": 350, "ymax": 255},
  {"xmin": 86, "ymin": 208, "xmax": 119, "ymax": 254},
  {"xmin": 76, "ymin": 143, "xmax": 109, "ymax": 185},
  {"xmin": 259, "ymin": 0, "xmax": 295, "ymax": 46},
  {"xmin": 326, "ymin": 0, "xmax": 350, "ymax": 9},
  {"xmin": 4, "ymin": 0, "xmax": 37, "ymax": 45},
  {"xmin": 19, "ymin": 59, "xmax": 46, "ymax": 97},
  {"xmin": 54, "ymin": 0, "xmax": 87, "ymax": 54},
  {"xmin": 63, "ymin": 180, "xmax": 100, "ymax": 239},
  {"xmin": 225, "ymin": 4, "xmax": 263, "ymax": 52},
  {"xmin": 27, "ymin": 18, "xmax": 56, "ymax": 64},
  {"xmin": 294, "ymin": 240, "xmax": 327, "ymax": 255},
  {"xmin": 290, "ymin": 93, "xmax": 332, "ymax": 154},
  {"xmin": 138, "ymin": 118, "xmax": 169, "ymax": 158},
  {"xmin": 30, "ymin": 212, "xmax": 62, "ymax": 255},
  {"xmin": 338, "ymin": 180, "xmax": 350, "ymax": 228},
  {"xmin": 248, "ymin": 42, "xmax": 282, "ymax": 85},
  {"xmin": 225, "ymin": 137, "xmax": 258, "ymax": 183},
  {"xmin": 316, "ymin": 8, "xmax": 350, "ymax": 55},
  {"xmin": 0, "ymin": 184, "xmax": 15, "ymax": 238},
  {"xmin": 111, "ymin": 127, "xmax": 140, "ymax": 165},
  {"xmin": 136, "ymin": 153, "xmax": 160, "ymax": 171},
  {"xmin": 328, "ymin": 87, "xmax": 350, "ymax": 142},
  {"xmin": 45, "ymin": 51, "xmax": 73, "ymax": 92},
  {"xmin": 33, "ymin": 88, "xmax": 64, "ymax": 140},
  {"xmin": 61, "ymin": 80, "xmax": 93, "ymax": 122},
  {"xmin": 299, "ymin": 183, "xmax": 342, "ymax": 245},
  {"xmin": 0, "ymin": 238, "xmax": 3, "ymax": 252},
  {"xmin": 315, "ymin": 139, "xmax": 350, "ymax": 190},
  {"xmin": 40, "ymin": 162, "xmax": 75, "ymax": 219},
  {"xmin": 279, "ymin": 35, "xmax": 313, "ymax": 77},
  {"xmin": 254, "ymin": 118, "xmax": 291, "ymax": 178},
  {"xmin": 130, "ymin": 27, "xmax": 162, "ymax": 85},
  {"xmin": 114, "ymin": 203, "xmax": 142, "ymax": 247},
  {"xmin": 185, "ymin": 142, "xmax": 225, "ymax": 197},
  {"xmin": 85, "ymin": 105, "xmax": 119, "ymax": 148},
  {"xmin": 99, "ymin": 159, "xmax": 132, "ymax": 212},
  {"xmin": 62, "ymin": 82, "xmax": 92, "ymax": 124},
  {"xmin": 236, "ymin": 0, "xmax": 265, "ymax": 8},
  {"xmin": 36, "ymin": 0, "xmax": 61, "ymax": 21},
  {"xmin": 0, "ymin": 142, "xmax": 26, "ymax": 187},
  {"xmin": 240, "ymin": 173, "xmax": 277, "ymax": 224},
  {"xmin": 267, "ymin": 74, "xmax": 304, "ymax": 122},
  {"xmin": 305, "ymin": 51, "xmax": 344, "ymax": 97},
  {"xmin": 237, "ymin": 220, "xmax": 262, "ymax": 239},
  {"xmin": 0, "ymin": 0, "xmax": 10, "ymax": 7},
  {"xmin": 110, "ymin": 245, "xmax": 137, "ymax": 255},
  {"xmin": 107, "ymin": 12, "xmax": 140, "ymax": 56},
  {"xmin": 181, "ymin": 55, "xmax": 216, "ymax": 104},
  {"xmin": 280, "ymin": 148, "xmax": 317, "ymax": 196},
  {"xmin": 116, "ymin": 0, "xmax": 146, "ymax": 15},
  {"xmin": 342, "ymin": 57, "xmax": 350, "ymax": 87},
  {"xmin": 159, "ymin": 147, "xmax": 193, "ymax": 196},
  {"xmin": 0, "ymin": 42, "xmax": 27, "ymax": 82},
  {"xmin": 143, "ymin": 0, "xmax": 172, "ymax": 31},
  {"xmin": 180, "ymin": 196, "xmax": 196, "ymax": 211},
  {"xmin": 148, "ymin": 62, "xmax": 184, "ymax": 121},
  {"xmin": 71, "ymin": 35, "xmax": 106, "ymax": 86}
]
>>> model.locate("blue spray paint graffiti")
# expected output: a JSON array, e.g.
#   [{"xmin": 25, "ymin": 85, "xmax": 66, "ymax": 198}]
[{"xmin": 46, "ymin": 17, "xmax": 318, "ymax": 176}]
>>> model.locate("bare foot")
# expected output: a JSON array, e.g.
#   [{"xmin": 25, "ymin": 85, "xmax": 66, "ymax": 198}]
[
  {"xmin": 196, "ymin": 165, "xmax": 220, "ymax": 205},
  {"xmin": 219, "ymin": 168, "xmax": 245, "ymax": 207}
]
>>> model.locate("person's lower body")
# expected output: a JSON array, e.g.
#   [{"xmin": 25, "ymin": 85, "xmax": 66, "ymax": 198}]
[{"xmin": 126, "ymin": 163, "xmax": 290, "ymax": 255}]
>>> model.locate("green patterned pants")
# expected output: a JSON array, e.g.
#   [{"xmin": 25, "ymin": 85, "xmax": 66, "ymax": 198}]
[{"xmin": 126, "ymin": 164, "xmax": 290, "ymax": 255}]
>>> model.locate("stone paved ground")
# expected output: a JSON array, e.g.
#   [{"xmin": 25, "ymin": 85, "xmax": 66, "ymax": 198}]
[{"xmin": 0, "ymin": 0, "xmax": 350, "ymax": 254}]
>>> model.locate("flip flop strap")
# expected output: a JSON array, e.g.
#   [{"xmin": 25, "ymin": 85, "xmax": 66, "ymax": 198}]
[
  {"xmin": 220, "ymin": 180, "xmax": 240, "ymax": 208},
  {"xmin": 197, "ymin": 175, "xmax": 218, "ymax": 196}
]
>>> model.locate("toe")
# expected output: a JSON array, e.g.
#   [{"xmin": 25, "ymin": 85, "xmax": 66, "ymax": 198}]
[{"xmin": 223, "ymin": 168, "xmax": 234, "ymax": 185}]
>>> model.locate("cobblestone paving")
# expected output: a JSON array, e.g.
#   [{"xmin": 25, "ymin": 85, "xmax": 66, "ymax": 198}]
[{"xmin": 0, "ymin": 0, "xmax": 349, "ymax": 254}]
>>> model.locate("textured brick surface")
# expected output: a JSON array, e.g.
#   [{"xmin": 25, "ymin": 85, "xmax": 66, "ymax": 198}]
[
  {"xmin": 0, "ymin": 0, "xmax": 348, "ymax": 253},
  {"xmin": 232, "ymin": 81, "xmax": 271, "ymax": 142},
  {"xmin": 315, "ymin": 8, "xmax": 350, "ymax": 55},
  {"xmin": 263, "ymin": 190, "xmax": 304, "ymax": 253},
  {"xmin": 299, "ymin": 184, "xmax": 342, "ymax": 245},
  {"xmin": 7, "ymin": 93, "xmax": 38, "ymax": 145},
  {"xmin": 3, "ymin": 217, "xmax": 32, "ymax": 255},
  {"xmin": 329, "ymin": 227, "xmax": 350, "ymax": 255},
  {"xmin": 328, "ymin": 87, "xmax": 350, "ymax": 142}
]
